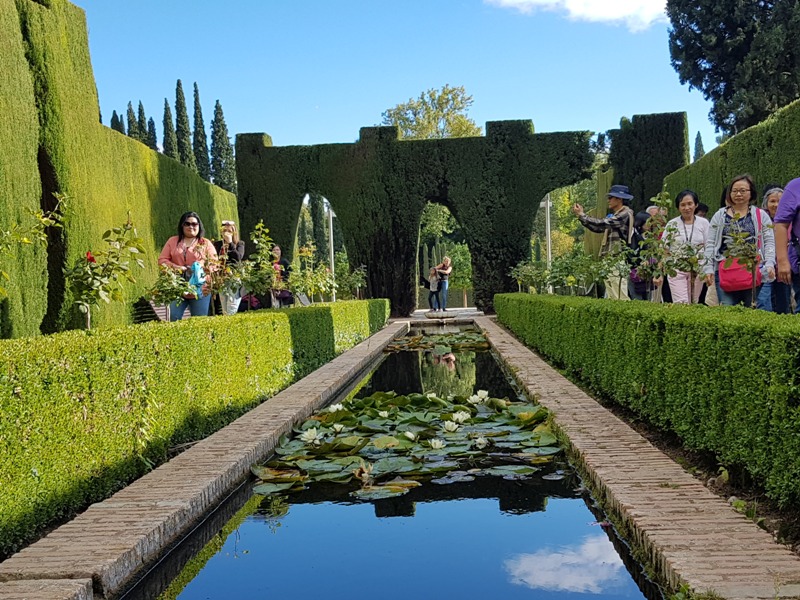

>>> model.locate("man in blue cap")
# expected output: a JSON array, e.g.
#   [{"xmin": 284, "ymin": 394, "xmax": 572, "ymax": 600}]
[{"xmin": 571, "ymin": 184, "xmax": 635, "ymax": 300}]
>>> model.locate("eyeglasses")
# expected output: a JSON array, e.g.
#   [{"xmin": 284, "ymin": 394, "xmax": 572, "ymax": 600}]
[
  {"xmin": 221, "ymin": 220, "xmax": 235, "ymax": 226},
  {"xmin": 731, "ymin": 189, "xmax": 750, "ymax": 196},
  {"xmin": 183, "ymin": 221, "xmax": 200, "ymax": 227}
]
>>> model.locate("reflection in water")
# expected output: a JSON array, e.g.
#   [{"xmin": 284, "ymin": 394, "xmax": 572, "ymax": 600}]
[{"xmin": 504, "ymin": 535, "xmax": 627, "ymax": 594}]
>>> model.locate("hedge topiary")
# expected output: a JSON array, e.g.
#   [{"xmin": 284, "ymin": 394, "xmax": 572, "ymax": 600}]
[
  {"xmin": 664, "ymin": 98, "xmax": 800, "ymax": 211},
  {"xmin": 0, "ymin": 299, "xmax": 389, "ymax": 557},
  {"xmin": 495, "ymin": 293, "xmax": 800, "ymax": 508},
  {"xmin": 237, "ymin": 121, "xmax": 593, "ymax": 316}
]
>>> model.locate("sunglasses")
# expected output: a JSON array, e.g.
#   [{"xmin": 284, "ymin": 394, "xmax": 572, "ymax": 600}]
[
  {"xmin": 221, "ymin": 220, "xmax": 235, "ymax": 226},
  {"xmin": 183, "ymin": 221, "xmax": 200, "ymax": 227}
]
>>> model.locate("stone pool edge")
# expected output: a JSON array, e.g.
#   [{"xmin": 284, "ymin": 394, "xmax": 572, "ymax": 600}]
[{"xmin": 0, "ymin": 321, "xmax": 409, "ymax": 600}]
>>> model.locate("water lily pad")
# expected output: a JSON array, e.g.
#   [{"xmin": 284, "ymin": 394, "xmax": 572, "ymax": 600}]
[
  {"xmin": 351, "ymin": 485, "xmax": 410, "ymax": 500},
  {"xmin": 250, "ymin": 466, "xmax": 307, "ymax": 483},
  {"xmin": 253, "ymin": 481, "xmax": 298, "ymax": 495},
  {"xmin": 382, "ymin": 477, "xmax": 422, "ymax": 489},
  {"xmin": 541, "ymin": 472, "xmax": 565, "ymax": 481},
  {"xmin": 295, "ymin": 459, "xmax": 345, "ymax": 474},
  {"xmin": 431, "ymin": 472, "xmax": 476, "ymax": 484},
  {"xmin": 371, "ymin": 456, "xmax": 419, "ymax": 476},
  {"xmin": 372, "ymin": 435, "xmax": 400, "ymax": 449},
  {"xmin": 518, "ymin": 445, "xmax": 561, "ymax": 455},
  {"xmin": 314, "ymin": 471, "xmax": 354, "ymax": 483},
  {"xmin": 484, "ymin": 465, "xmax": 538, "ymax": 476}
]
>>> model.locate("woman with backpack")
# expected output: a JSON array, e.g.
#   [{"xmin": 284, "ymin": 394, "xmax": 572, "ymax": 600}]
[{"xmin": 665, "ymin": 190, "xmax": 710, "ymax": 304}]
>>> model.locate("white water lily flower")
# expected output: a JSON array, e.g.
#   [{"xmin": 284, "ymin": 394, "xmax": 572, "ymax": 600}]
[
  {"xmin": 467, "ymin": 394, "xmax": 482, "ymax": 405},
  {"xmin": 430, "ymin": 438, "xmax": 446, "ymax": 449},
  {"xmin": 452, "ymin": 411, "xmax": 471, "ymax": 424},
  {"xmin": 378, "ymin": 410, "xmax": 389, "ymax": 419},
  {"xmin": 328, "ymin": 403, "xmax": 345, "ymax": 413},
  {"xmin": 473, "ymin": 436, "xmax": 489, "ymax": 450},
  {"xmin": 447, "ymin": 395, "xmax": 454, "ymax": 401},
  {"xmin": 443, "ymin": 421, "xmax": 459, "ymax": 433},
  {"xmin": 403, "ymin": 431, "xmax": 418, "ymax": 441},
  {"xmin": 300, "ymin": 427, "xmax": 322, "ymax": 445},
  {"xmin": 477, "ymin": 390, "xmax": 489, "ymax": 400},
  {"xmin": 332, "ymin": 423, "xmax": 346, "ymax": 433},
  {"xmin": 426, "ymin": 392, "xmax": 437, "ymax": 399}
]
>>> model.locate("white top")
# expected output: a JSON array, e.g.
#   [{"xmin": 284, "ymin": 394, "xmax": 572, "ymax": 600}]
[{"xmin": 665, "ymin": 215, "xmax": 710, "ymax": 252}]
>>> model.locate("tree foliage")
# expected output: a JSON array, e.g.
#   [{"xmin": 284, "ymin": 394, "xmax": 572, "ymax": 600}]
[
  {"xmin": 210, "ymin": 100, "xmax": 236, "ymax": 193},
  {"xmin": 193, "ymin": 82, "xmax": 211, "ymax": 181},
  {"xmin": 110, "ymin": 110, "xmax": 124, "ymax": 134},
  {"xmin": 309, "ymin": 192, "xmax": 328, "ymax": 264},
  {"xmin": 667, "ymin": 0, "xmax": 800, "ymax": 135},
  {"xmin": 162, "ymin": 98, "xmax": 178, "ymax": 160},
  {"xmin": 136, "ymin": 101, "xmax": 147, "ymax": 143},
  {"xmin": 146, "ymin": 117, "xmax": 158, "ymax": 151},
  {"xmin": 693, "ymin": 131, "xmax": 705, "ymax": 161},
  {"xmin": 175, "ymin": 79, "xmax": 196, "ymax": 171},
  {"xmin": 126, "ymin": 101, "xmax": 138, "ymax": 140},
  {"xmin": 381, "ymin": 84, "xmax": 482, "ymax": 140}
]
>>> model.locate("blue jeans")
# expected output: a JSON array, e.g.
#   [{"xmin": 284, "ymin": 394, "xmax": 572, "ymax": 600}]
[
  {"xmin": 715, "ymin": 271, "xmax": 757, "ymax": 307},
  {"xmin": 773, "ymin": 280, "xmax": 793, "ymax": 314},
  {"xmin": 169, "ymin": 293, "xmax": 212, "ymax": 321},
  {"xmin": 756, "ymin": 281, "xmax": 773, "ymax": 312},
  {"xmin": 428, "ymin": 289, "xmax": 440, "ymax": 310},
  {"xmin": 438, "ymin": 279, "xmax": 449, "ymax": 310}
]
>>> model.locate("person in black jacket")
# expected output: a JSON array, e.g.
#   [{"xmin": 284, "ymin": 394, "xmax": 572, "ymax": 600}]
[{"xmin": 214, "ymin": 220, "xmax": 245, "ymax": 315}]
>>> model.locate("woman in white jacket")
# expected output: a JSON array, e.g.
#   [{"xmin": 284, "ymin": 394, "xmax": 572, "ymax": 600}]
[
  {"xmin": 703, "ymin": 175, "xmax": 775, "ymax": 307},
  {"xmin": 665, "ymin": 190, "xmax": 710, "ymax": 303}
]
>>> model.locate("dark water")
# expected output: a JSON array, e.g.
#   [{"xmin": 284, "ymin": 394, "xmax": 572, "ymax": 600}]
[{"xmin": 124, "ymin": 339, "xmax": 661, "ymax": 600}]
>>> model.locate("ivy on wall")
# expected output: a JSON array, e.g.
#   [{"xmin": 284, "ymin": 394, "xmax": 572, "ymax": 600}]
[{"xmin": 237, "ymin": 121, "xmax": 593, "ymax": 315}]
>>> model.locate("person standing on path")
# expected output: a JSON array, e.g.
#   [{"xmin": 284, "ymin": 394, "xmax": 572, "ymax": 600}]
[{"xmin": 434, "ymin": 256, "xmax": 453, "ymax": 310}]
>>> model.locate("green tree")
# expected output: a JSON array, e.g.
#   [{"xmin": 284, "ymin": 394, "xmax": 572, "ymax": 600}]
[
  {"xmin": 146, "ymin": 117, "xmax": 158, "ymax": 151},
  {"xmin": 175, "ymin": 79, "xmax": 196, "ymax": 171},
  {"xmin": 210, "ymin": 100, "xmax": 237, "ymax": 193},
  {"xmin": 110, "ymin": 110, "xmax": 124, "ymax": 134},
  {"xmin": 693, "ymin": 131, "xmax": 705, "ymax": 161},
  {"xmin": 162, "ymin": 99, "xmax": 178, "ymax": 160},
  {"xmin": 192, "ymin": 82, "xmax": 211, "ymax": 181},
  {"xmin": 667, "ymin": 0, "xmax": 800, "ymax": 135},
  {"xmin": 136, "ymin": 101, "xmax": 147, "ymax": 142},
  {"xmin": 381, "ymin": 84, "xmax": 482, "ymax": 140},
  {"xmin": 331, "ymin": 215, "xmax": 345, "ymax": 253},
  {"xmin": 297, "ymin": 204, "xmax": 313, "ymax": 249},
  {"xmin": 309, "ymin": 193, "xmax": 328, "ymax": 264},
  {"xmin": 126, "ymin": 101, "xmax": 138, "ymax": 140}
]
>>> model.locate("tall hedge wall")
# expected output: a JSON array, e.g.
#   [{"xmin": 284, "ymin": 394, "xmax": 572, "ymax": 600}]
[
  {"xmin": 0, "ymin": 0, "xmax": 45, "ymax": 338},
  {"xmin": 609, "ymin": 112, "xmax": 689, "ymax": 212},
  {"xmin": 237, "ymin": 121, "xmax": 593, "ymax": 316},
  {"xmin": 495, "ymin": 293, "xmax": 800, "ymax": 507},
  {"xmin": 664, "ymin": 98, "xmax": 800, "ymax": 212},
  {"xmin": 1, "ymin": 0, "xmax": 237, "ymax": 336},
  {"xmin": 0, "ymin": 299, "xmax": 389, "ymax": 557}
]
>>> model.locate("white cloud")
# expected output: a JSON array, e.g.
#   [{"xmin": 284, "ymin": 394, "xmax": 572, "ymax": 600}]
[
  {"xmin": 485, "ymin": 0, "xmax": 668, "ymax": 32},
  {"xmin": 503, "ymin": 535, "xmax": 626, "ymax": 593}
]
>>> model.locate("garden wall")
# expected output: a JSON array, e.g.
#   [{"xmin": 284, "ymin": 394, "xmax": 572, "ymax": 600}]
[
  {"xmin": 495, "ymin": 293, "xmax": 800, "ymax": 508},
  {"xmin": 0, "ymin": 299, "xmax": 389, "ymax": 557}
]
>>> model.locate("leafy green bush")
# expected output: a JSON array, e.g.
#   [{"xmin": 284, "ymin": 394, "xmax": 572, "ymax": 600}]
[
  {"xmin": 495, "ymin": 293, "xmax": 800, "ymax": 507},
  {"xmin": 0, "ymin": 299, "xmax": 388, "ymax": 557}
]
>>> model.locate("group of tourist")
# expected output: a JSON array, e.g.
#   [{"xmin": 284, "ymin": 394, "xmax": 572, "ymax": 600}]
[
  {"xmin": 572, "ymin": 175, "xmax": 800, "ymax": 312},
  {"xmin": 157, "ymin": 212, "xmax": 291, "ymax": 321}
]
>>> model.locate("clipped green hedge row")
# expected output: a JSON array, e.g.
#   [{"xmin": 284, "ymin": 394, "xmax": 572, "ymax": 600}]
[
  {"xmin": 495, "ymin": 293, "xmax": 800, "ymax": 507},
  {"xmin": 237, "ymin": 121, "xmax": 593, "ymax": 315},
  {"xmin": 2, "ymin": 0, "xmax": 237, "ymax": 337},
  {"xmin": 664, "ymin": 98, "xmax": 800, "ymax": 211},
  {"xmin": 608, "ymin": 112, "xmax": 689, "ymax": 213},
  {"xmin": 0, "ymin": 299, "xmax": 389, "ymax": 557}
]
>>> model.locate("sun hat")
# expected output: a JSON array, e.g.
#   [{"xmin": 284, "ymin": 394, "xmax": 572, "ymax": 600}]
[{"xmin": 607, "ymin": 185, "xmax": 634, "ymax": 200}]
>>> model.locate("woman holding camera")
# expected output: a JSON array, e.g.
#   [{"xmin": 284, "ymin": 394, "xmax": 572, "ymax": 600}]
[{"xmin": 158, "ymin": 211, "xmax": 218, "ymax": 320}]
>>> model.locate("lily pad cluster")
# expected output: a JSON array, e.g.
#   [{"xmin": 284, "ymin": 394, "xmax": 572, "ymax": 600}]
[
  {"xmin": 385, "ymin": 331, "xmax": 490, "ymax": 355},
  {"xmin": 251, "ymin": 389, "xmax": 561, "ymax": 500}
]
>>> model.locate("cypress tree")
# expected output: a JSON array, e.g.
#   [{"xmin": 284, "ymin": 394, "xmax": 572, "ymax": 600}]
[
  {"xmin": 117, "ymin": 111, "xmax": 125, "ymax": 135},
  {"xmin": 175, "ymin": 80, "xmax": 196, "ymax": 171},
  {"xmin": 693, "ymin": 131, "xmax": 705, "ymax": 162},
  {"xmin": 309, "ymin": 193, "xmax": 328, "ymax": 263},
  {"xmin": 110, "ymin": 110, "xmax": 124, "ymax": 133},
  {"xmin": 162, "ymin": 99, "xmax": 178, "ymax": 159},
  {"xmin": 332, "ymin": 214, "xmax": 345, "ymax": 253},
  {"xmin": 192, "ymin": 83, "xmax": 211, "ymax": 181},
  {"xmin": 210, "ymin": 100, "xmax": 237, "ymax": 193},
  {"xmin": 137, "ymin": 102, "xmax": 148, "ymax": 142},
  {"xmin": 297, "ymin": 204, "xmax": 313, "ymax": 249},
  {"xmin": 146, "ymin": 117, "xmax": 158, "ymax": 151},
  {"xmin": 126, "ymin": 101, "xmax": 138, "ymax": 140}
]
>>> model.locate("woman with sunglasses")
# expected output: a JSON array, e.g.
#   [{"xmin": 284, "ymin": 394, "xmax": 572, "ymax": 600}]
[
  {"xmin": 214, "ymin": 220, "xmax": 245, "ymax": 315},
  {"xmin": 158, "ymin": 211, "xmax": 218, "ymax": 320}
]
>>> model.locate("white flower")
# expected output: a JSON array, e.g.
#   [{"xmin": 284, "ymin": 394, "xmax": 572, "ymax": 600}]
[
  {"xmin": 430, "ymin": 438, "xmax": 446, "ymax": 449},
  {"xmin": 403, "ymin": 431, "xmax": 418, "ymax": 441},
  {"xmin": 443, "ymin": 421, "xmax": 459, "ymax": 433},
  {"xmin": 452, "ymin": 411, "xmax": 471, "ymax": 424},
  {"xmin": 477, "ymin": 390, "xmax": 489, "ymax": 400},
  {"xmin": 473, "ymin": 436, "xmax": 489, "ymax": 450},
  {"xmin": 426, "ymin": 392, "xmax": 437, "ymax": 399},
  {"xmin": 332, "ymin": 423, "xmax": 346, "ymax": 433},
  {"xmin": 447, "ymin": 394, "xmax": 454, "ymax": 401},
  {"xmin": 378, "ymin": 410, "xmax": 389, "ymax": 418},
  {"xmin": 328, "ymin": 403, "xmax": 345, "ymax": 413},
  {"xmin": 300, "ymin": 427, "xmax": 322, "ymax": 445},
  {"xmin": 467, "ymin": 394, "xmax": 483, "ymax": 405}
]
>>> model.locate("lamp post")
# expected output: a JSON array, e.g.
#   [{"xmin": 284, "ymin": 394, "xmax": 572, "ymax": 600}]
[{"xmin": 325, "ymin": 198, "xmax": 336, "ymax": 302}]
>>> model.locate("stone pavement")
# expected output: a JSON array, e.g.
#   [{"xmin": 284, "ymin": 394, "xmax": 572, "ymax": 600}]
[
  {"xmin": 0, "ymin": 321, "xmax": 408, "ymax": 600},
  {"xmin": 476, "ymin": 316, "xmax": 800, "ymax": 600}
]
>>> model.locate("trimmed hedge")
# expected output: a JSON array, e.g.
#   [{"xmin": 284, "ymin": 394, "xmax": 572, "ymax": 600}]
[
  {"xmin": 0, "ymin": 0, "xmax": 45, "ymax": 338},
  {"xmin": 0, "ymin": 299, "xmax": 389, "ymax": 557},
  {"xmin": 495, "ymin": 293, "xmax": 800, "ymax": 507},
  {"xmin": 609, "ymin": 112, "xmax": 690, "ymax": 213},
  {"xmin": 664, "ymin": 98, "xmax": 800, "ymax": 211},
  {"xmin": 237, "ymin": 121, "xmax": 593, "ymax": 316},
  {"xmin": 2, "ymin": 0, "xmax": 237, "ymax": 336}
]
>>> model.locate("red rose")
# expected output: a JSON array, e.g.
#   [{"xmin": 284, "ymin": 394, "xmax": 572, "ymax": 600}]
[{"xmin": 86, "ymin": 251, "xmax": 96, "ymax": 263}]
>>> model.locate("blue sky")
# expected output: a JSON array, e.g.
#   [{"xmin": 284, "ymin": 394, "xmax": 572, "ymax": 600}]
[{"xmin": 72, "ymin": 0, "xmax": 718, "ymax": 154}]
